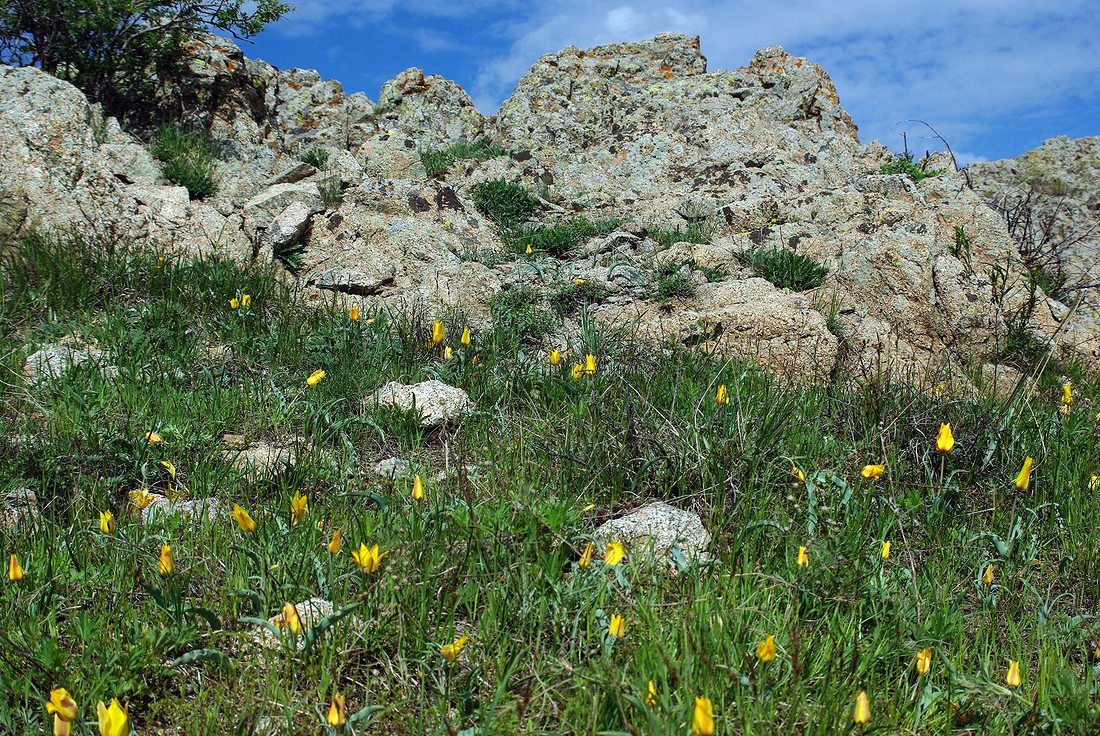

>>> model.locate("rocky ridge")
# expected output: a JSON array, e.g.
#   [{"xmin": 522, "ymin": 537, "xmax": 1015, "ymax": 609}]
[{"xmin": 2, "ymin": 33, "xmax": 1097, "ymax": 386}]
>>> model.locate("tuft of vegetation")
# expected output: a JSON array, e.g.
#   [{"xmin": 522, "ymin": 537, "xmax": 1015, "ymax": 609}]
[
  {"xmin": 648, "ymin": 222, "xmax": 712, "ymax": 248},
  {"xmin": 150, "ymin": 125, "xmax": 218, "ymax": 200},
  {"xmin": 273, "ymin": 240, "xmax": 306, "ymax": 272},
  {"xmin": 469, "ymin": 178, "xmax": 541, "ymax": 230},
  {"xmin": 421, "ymin": 137, "xmax": 511, "ymax": 176},
  {"xmin": 2, "ymin": 230, "xmax": 1099, "ymax": 734},
  {"xmin": 740, "ymin": 248, "xmax": 828, "ymax": 291},
  {"xmin": 319, "ymin": 177, "xmax": 344, "ymax": 209},
  {"xmin": 550, "ymin": 280, "xmax": 607, "ymax": 316},
  {"xmin": 298, "ymin": 147, "xmax": 330, "ymax": 169},
  {"xmin": 509, "ymin": 218, "xmax": 620, "ymax": 257},
  {"xmin": 653, "ymin": 261, "xmax": 697, "ymax": 301},
  {"xmin": 880, "ymin": 152, "xmax": 944, "ymax": 183}
]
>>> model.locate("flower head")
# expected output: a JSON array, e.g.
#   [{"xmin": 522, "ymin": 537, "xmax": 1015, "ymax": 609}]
[
  {"xmin": 129, "ymin": 490, "xmax": 154, "ymax": 510},
  {"xmin": 982, "ymin": 564, "xmax": 994, "ymax": 585},
  {"xmin": 328, "ymin": 529, "xmax": 342, "ymax": 555},
  {"xmin": 158, "ymin": 545, "xmax": 173, "ymax": 576},
  {"xmin": 229, "ymin": 297, "xmax": 240, "ymax": 310},
  {"xmin": 549, "ymin": 349, "xmax": 561, "ymax": 367},
  {"xmin": 571, "ymin": 363, "xmax": 584, "ymax": 380},
  {"xmin": 915, "ymin": 648, "xmax": 932, "ymax": 676},
  {"xmin": 232, "ymin": 504, "xmax": 256, "ymax": 534},
  {"xmin": 99, "ymin": 510, "xmax": 115, "ymax": 535},
  {"xmin": 609, "ymin": 614, "xmax": 625, "ymax": 638},
  {"xmin": 881, "ymin": 540, "xmax": 891, "ymax": 560},
  {"xmin": 936, "ymin": 423, "xmax": 955, "ymax": 453},
  {"xmin": 692, "ymin": 696, "xmax": 714, "ymax": 736},
  {"xmin": 715, "ymin": 384, "xmax": 729, "ymax": 405},
  {"xmin": 861, "ymin": 464, "xmax": 885, "ymax": 480},
  {"xmin": 411, "ymin": 474, "xmax": 425, "ymax": 502},
  {"xmin": 281, "ymin": 602, "xmax": 303, "ymax": 636},
  {"xmin": 1090, "ymin": 474, "xmax": 1100, "ymax": 492},
  {"xmin": 645, "ymin": 681, "xmax": 657, "ymax": 708},
  {"xmin": 578, "ymin": 542, "xmax": 594, "ymax": 570},
  {"xmin": 144, "ymin": 431, "xmax": 163, "ymax": 445},
  {"xmin": 8, "ymin": 553, "xmax": 23, "ymax": 582},
  {"xmin": 327, "ymin": 694, "xmax": 346, "ymax": 727},
  {"xmin": 432, "ymin": 320, "xmax": 445, "ymax": 345},
  {"xmin": 351, "ymin": 543, "xmax": 385, "ymax": 574},
  {"xmin": 1062, "ymin": 383, "xmax": 1073, "ymax": 406},
  {"xmin": 96, "ymin": 699, "xmax": 129, "ymax": 736},
  {"xmin": 1006, "ymin": 660, "xmax": 1021, "ymax": 687},
  {"xmin": 443, "ymin": 346, "xmax": 453, "ymax": 361},
  {"xmin": 525, "ymin": 244, "xmax": 532, "ymax": 255},
  {"xmin": 160, "ymin": 459, "xmax": 176, "ymax": 478},
  {"xmin": 441, "ymin": 635, "xmax": 468, "ymax": 662},
  {"xmin": 47, "ymin": 688, "xmax": 78, "ymax": 723},
  {"xmin": 797, "ymin": 545, "xmax": 809, "ymax": 568},
  {"xmin": 756, "ymin": 634, "xmax": 777, "ymax": 663},
  {"xmin": 584, "ymin": 353, "xmax": 597, "ymax": 375},
  {"xmin": 853, "ymin": 690, "xmax": 870, "ymax": 725},
  {"xmin": 307, "ymin": 369, "xmax": 326, "ymax": 387},
  {"xmin": 461, "ymin": 327, "xmax": 471, "ymax": 346},
  {"xmin": 1014, "ymin": 456, "xmax": 1033, "ymax": 491},
  {"xmin": 290, "ymin": 491, "xmax": 309, "ymax": 525},
  {"xmin": 791, "ymin": 466, "xmax": 806, "ymax": 483},
  {"xmin": 241, "ymin": 294, "xmax": 251, "ymax": 308},
  {"xmin": 603, "ymin": 541, "xmax": 625, "ymax": 566},
  {"xmin": 348, "ymin": 306, "xmax": 359, "ymax": 321}
]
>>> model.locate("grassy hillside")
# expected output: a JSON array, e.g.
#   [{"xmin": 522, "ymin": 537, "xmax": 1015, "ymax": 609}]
[{"xmin": 1, "ymin": 234, "xmax": 1099, "ymax": 734}]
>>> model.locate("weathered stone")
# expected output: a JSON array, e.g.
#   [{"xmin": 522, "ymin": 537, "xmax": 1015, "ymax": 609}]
[
  {"xmin": 220, "ymin": 438, "xmax": 299, "ymax": 478},
  {"xmin": 376, "ymin": 67, "xmax": 484, "ymax": 143},
  {"xmin": 1, "ymin": 487, "xmax": 38, "ymax": 529},
  {"xmin": 268, "ymin": 201, "xmax": 316, "ymax": 249},
  {"xmin": 269, "ymin": 161, "xmax": 317, "ymax": 186},
  {"xmin": 244, "ymin": 182, "xmax": 322, "ymax": 214},
  {"xmin": 594, "ymin": 501, "xmax": 711, "ymax": 564},
  {"xmin": 141, "ymin": 495, "xmax": 224, "ymax": 523},
  {"xmin": 373, "ymin": 457, "xmax": 412, "ymax": 478},
  {"xmin": 366, "ymin": 379, "xmax": 473, "ymax": 427},
  {"xmin": 23, "ymin": 338, "xmax": 115, "ymax": 384}
]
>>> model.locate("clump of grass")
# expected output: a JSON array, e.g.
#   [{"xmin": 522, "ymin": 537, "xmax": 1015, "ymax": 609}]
[
  {"xmin": 421, "ymin": 137, "xmax": 511, "ymax": 176},
  {"xmin": 648, "ymin": 222, "xmax": 712, "ymax": 248},
  {"xmin": 653, "ymin": 261, "xmax": 697, "ymax": 301},
  {"xmin": 150, "ymin": 125, "xmax": 218, "ymax": 199},
  {"xmin": 488, "ymin": 285, "xmax": 552, "ymax": 345},
  {"xmin": 319, "ymin": 177, "xmax": 344, "ymax": 209},
  {"xmin": 273, "ymin": 240, "xmax": 306, "ymax": 272},
  {"xmin": 509, "ymin": 218, "xmax": 620, "ymax": 257},
  {"xmin": 298, "ymin": 147, "xmax": 330, "ymax": 169},
  {"xmin": 740, "ymin": 248, "xmax": 828, "ymax": 291},
  {"xmin": 880, "ymin": 152, "xmax": 944, "ymax": 183},
  {"xmin": 470, "ymin": 178, "xmax": 541, "ymax": 229},
  {"xmin": 550, "ymin": 280, "xmax": 606, "ymax": 316}
]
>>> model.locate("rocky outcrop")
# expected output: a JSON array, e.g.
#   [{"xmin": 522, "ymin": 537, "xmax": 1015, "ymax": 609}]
[
  {"xmin": 366, "ymin": 380, "xmax": 473, "ymax": 427},
  {"xmin": 594, "ymin": 502, "xmax": 711, "ymax": 565}
]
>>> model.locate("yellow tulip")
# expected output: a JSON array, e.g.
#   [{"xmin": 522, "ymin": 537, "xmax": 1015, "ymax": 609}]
[
  {"xmin": 99, "ymin": 510, "xmax": 115, "ymax": 535},
  {"xmin": 412, "ymin": 474, "xmax": 425, "ymax": 501},
  {"xmin": 525, "ymin": 244, "xmax": 532, "ymax": 255},
  {"xmin": 328, "ymin": 530, "xmax": 342, "ymax": 555},
  {"xmin": 432, "ymin": 320, "xmax": 445, "ymax": 345},
  {"xmin": 144, "ymin": 431, "xmax": 163, "ymax": 445},
  {"xmin": 584, "ymin": 353, "xmax": 596, "ymax": 375},
  {"xmin": 603, "ymin": 541, "xmax": 625, "ymax": 566},
  {"xmin": 715, "ymin": 384, "xmax": 729, "ymax": 405},
  {"xmin": 47, "ymin": 687, "xmax": 78, "ymax": 722},
  {"xmin": 578, "ymin": 542, "xmax": 594, "ymax": 570},
  {"xmin": 756, "ymin": 635, "xmax": 777, "ymax": 663},
  {"xmin": 53, "ymin": 714, "xmax": 73, "ymax": 736},
  {"xmin": 96, "ymin": 699, "xmax": 129, "ymax": 736},
  {"xmin": 326, "ymin": 693, "xmax": 346, "ymax": 727},
  {"xmin": 441, "ymin": 635, "xmax": 468, "ymax": 662},
  {"xmin": 1062, "ymin": 383, "xmax": 1073, "ymax": 406},
  {"xmin": 549, "ymin": 349, "xmax": 561, "ymax": 366},
  {"xmin": 571, "ymin": 363, "xmax": 584, "ymax": 380},
  {"xmin": 350, "ymin": 543, "xmax": 385, "ymax": 573},
  {"xmin": 797, "ymin": 546, "xmax": 808, "ymax": 567},
  {"xmin": 290, "ymin": 491, "xmax": 309, "ymax": 525},
  {"xmin": 160, "ymin": 459, "xmax": 176, "ymax": 478},
  {"xmin": 281, "ymin": 602, "xmax": 303, "ymax": 636},
  {"xmin": 348, "ymin": 306, "xmax": 359, "ymax": 321},
  {"xmin": 645, "ymin": 680, "xmax": 657, "ymax": 708},
  {"xmin": 461, "ymin": 327, "xmax": 471, "ymax": 346},
  {"xmin": 853, "ymin": 690, "xmax": 870, "ymax": 725},
  {"xmin": 574, "ymin": 278, "xmax": 586, "ymax": 285},
  {"xmin": 1090, "ymin": 474, "xmax": 1100, "ymax": 492},
  {"xmin": 692, "ymin": 696, "xmax": 714, "ymax": 736},
  {"xmin": 608, "ymin": 614, "xmax": 625, "ymax": 638},
  {"xmin": 936, "ymin": 423, "xmax": 955, "ymax": 453},
  {"xmin": 232, "ymin": 504, "xmax": 256, "ymax": 534},
  {"xmin": 8, "ymin": 553, "xmax": 23, "ymax": 582},
  {"xmin": 129, "ymin": 490, "xmax": 154, "ymax": 510},
  {"xmin": 307, "ymin": 369, "xmax": 326, "ymax": 386},
  {"xmin": 881, "ymin": 540, "xmax": 891, "ymax": 560},
  {"xmin": 1006, "ymin": 660, "xmax": 1021, "ymax": 687},
  {"xmin": 156, "ymin": 255, "xmax": 165, "ymax": 268},
  {"xmin": 861, "ymin": 464, "xmax": 885, "ymax": 480},
  {"xmin": 158, "ymin": 544, "xmax": 173, "ymax": 576},
  {"xmin": 915, "ymin": 648, "xmax": 932, "ymax": 676},
  {"xmin": 791, "ymin": 466, "xmax": 806, "ymax": 483},
  {"xmin": 1014, "ymin": 456, "xmax": 1033, "ymax": 491},
  {"xmin": 229, "ymin": 297, "xmax": 240, "ymax": 309},
  {"xmin": 443, "ymin": 346, "xmax": 453, "ymax": 361},
  {"xmin": 1094, "ymin": 643, "xmax": 1100, "ymax": 662},
  {"xmin": 982, "ymin": 564, "xmax": 994, "ymax": 585}
]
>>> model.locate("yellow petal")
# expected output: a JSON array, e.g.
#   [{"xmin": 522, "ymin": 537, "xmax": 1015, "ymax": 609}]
[{"xmin": 692, "ymin": 696, "xmax": 714, "ymax": 736}]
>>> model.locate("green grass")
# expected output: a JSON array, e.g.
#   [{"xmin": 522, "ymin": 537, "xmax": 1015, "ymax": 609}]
[
  {"xmin": 880, "ymin": 153, "xmax": 944, "ymax": 183},
  {"xmin": 150, "ymin": 126, "xmax": 218, "ymax": 199},
  {"xmin": 298, "ymin": 147, "xmax": 330, "ymax": 169},
  {"xmin": 421, "ymin": 138, "xmax": 511, "ymax": 176},
  {"xmin": 2, "ymin": 232, "xmax": 1100, "ymax": 734},
  {"xmin": 469, "ymin": 178, "xmax": 541, "ymax": 230},
  {"xmin": 550, "ymin": 280, "xmax": 607, "ymax": 316},
  {"xmin": 508, "ymin": 218, "xmax": 620, "ymax": 257},
  {"xmin": 653, "ymin": 261, "xmax": 697, "ymax": 302},
  {"xmin": 741, "ymin": 248, "xmax": 829, "ymax": 291},
  {"xmin": 648, "ymin": 222, "xmax": 712, "ymax": 248}
]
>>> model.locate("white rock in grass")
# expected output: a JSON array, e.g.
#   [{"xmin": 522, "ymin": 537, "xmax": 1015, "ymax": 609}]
[
  {"xmin": 23, "ymin": 341, "xmax": 114, "ymax": 385},
  {"xmin": 255, "ymin": 597, "xmax": 335, "ymax": 651},
  {"xmin": 1, "ymin": 487, "xmax": 38, "ymax": 529},
  {"xmin": 141, "ymin": 495, "xmax": 224, "ymax": 523},
  {"xmin": 366, "ymin": 379, "xmax": 473, "ymax": 428},
  {"xmin": 594, "ymin": 501, "xmax": 710, "ymax": 565},
  {"xmin": 373, "ymin": 456, "xmax": 412, "ymax": 478},
  {"xmin": 220, "ymin": 436, "xmax": 299, "ymax": 479}
]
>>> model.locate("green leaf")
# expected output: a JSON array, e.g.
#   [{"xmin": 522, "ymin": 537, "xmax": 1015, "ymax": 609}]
[
  {"xmin": 183, "ymin": 604, "xmax": 222, "ymax": 631},
  {"xmin": 240, "ymin": 616, "xmax": 283, "ymax": 637},
  {"xmin": 172, "ymin": 648, "xmax": 233, "ymax": 670},
  {"xmin": 303, "ymin": 601, "xmax": 361, "ymax": 652}
]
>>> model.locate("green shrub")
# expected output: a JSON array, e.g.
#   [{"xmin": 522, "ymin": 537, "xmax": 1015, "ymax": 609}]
[
  {"xmin": 421, "ymin": 137, "xmax": 511, "ymax": 176},
  {"xmin": 740, "ymin": 248, "xmax": 828, "ymax": 291},
  {"xmin": 648, "ymin": 222, "xmax": 712, "ymax": 248},
  {"xmin": 653, "ymin": 262, "xmax": 697, "ymax": 301},
  {"xmin": 470, "ymin": 178, "xmax": 541, "ymax": 229},
  {"xmin": 880, "ymin": 152, "xmax": 944, "ymax": 183},
  {"xmin": 150, "ymin": 126, "xmax": 218, "ymax": 199},
  {"xmin": 298, "ymin": 147, "xmax": 330, "ymax": 169},
  {"xmin": 508, "ymin": 218, "xmax": 620, "ymax": 257},
  {"xmin": 273, "ymin": 240, "xmax": 306, "ymax": 272},
  {"xmin": 550, "ymin": 281, "xmax": 606, "ymax": 316}
]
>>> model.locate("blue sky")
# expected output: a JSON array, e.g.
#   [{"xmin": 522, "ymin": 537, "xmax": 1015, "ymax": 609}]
[{"xmin": 241, "ymin": 0, "xmax": 1100, "ymax": 164}]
